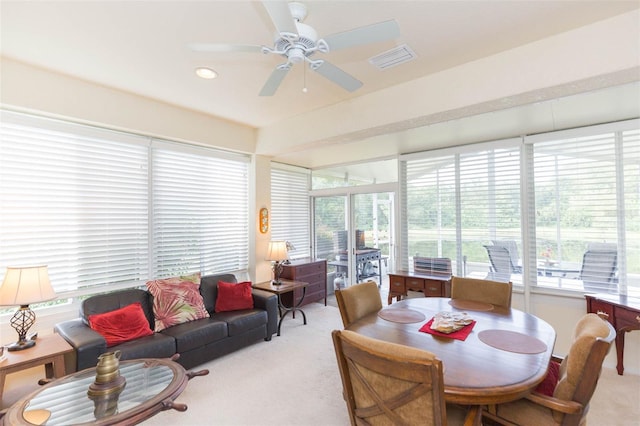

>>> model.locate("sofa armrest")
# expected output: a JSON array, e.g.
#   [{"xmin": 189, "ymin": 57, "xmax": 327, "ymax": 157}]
[
  {"xmin": 251, "ymin": 288, "xmax": 278, "ymax": 338},
  {"xmin": 54, "ymin": 319, "xmax": 107, "ymax": 372}
]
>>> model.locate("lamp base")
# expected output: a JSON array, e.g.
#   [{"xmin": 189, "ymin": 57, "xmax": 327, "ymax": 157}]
[
  {"xmin": 272, "ymin": 280, "xmax": 283, "ymax": 286},
  {"xmin": 7, "ymin": 339, "xmax": 36, "ymax": 351}
]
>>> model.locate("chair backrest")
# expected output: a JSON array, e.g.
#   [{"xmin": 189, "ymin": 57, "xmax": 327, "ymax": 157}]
[
  {"xmin": 553, "ymin": 313, "xmax": 616, "ymax": 425},
  {"xmin": 579, "ymin": 250, "xmax": 617, "ymax": 293},
  {"xmin": 331, "ymin": 329, "xmax": 448, "ymax": 426},
  {"xmin": 483, "ymin": 245, "xmax": 512, "ymax": 282},
  {"xmin": 492, "ymin": 239, "xmax": 521, "ymax": 272},
  {"xmin": 450, "ymin": 276, "xmax": 513, "ymax": 308},
  {"xmin": 413, "ymin": 256, "xmax": 452, "ymax": 276},
  {"xmin": 335, "ymin": 281, "xmax": 382, "ymax": 328}
]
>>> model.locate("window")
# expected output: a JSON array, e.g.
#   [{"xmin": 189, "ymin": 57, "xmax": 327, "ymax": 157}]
[
  {"xmin": 0, "ymin": 110, "xmax": 250, "ymax": 294},
  {"xmin": 401, "ymin": 140, "xmax": 521, "ymax": 283},
  {"xmin": 270, "ymin": 164, "xmax": 310, "ymax": 260},
  {"xmin": 152, "ymin": 141, "xmax": 249, "ymax": 278},
  {"xmin": 401, "ymin": 119, "xmax": 639, "ymax": 297},
  {"xmin": 526, "ymin": 120, "xmax": 639, "ymax": 296}
]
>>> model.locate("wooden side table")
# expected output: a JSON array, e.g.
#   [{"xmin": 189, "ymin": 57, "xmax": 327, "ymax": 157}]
[
  {"xmin": 0, "ymin": 333, "xmax": 74, "ymax": 401},
  {"xmin": 252, "ymin": 280, "xmax": 308, "ymax": 336}
]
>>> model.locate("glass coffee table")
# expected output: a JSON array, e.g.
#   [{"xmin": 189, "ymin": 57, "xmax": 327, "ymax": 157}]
[{"xmin": 2, "ymin": 356, "xmax": 208, "ymax": 425}]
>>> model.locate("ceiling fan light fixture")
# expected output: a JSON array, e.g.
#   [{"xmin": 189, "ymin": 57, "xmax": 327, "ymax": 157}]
[{"xmin": 195, "ymin": 67, "xmax": 218, "ymax": 79}]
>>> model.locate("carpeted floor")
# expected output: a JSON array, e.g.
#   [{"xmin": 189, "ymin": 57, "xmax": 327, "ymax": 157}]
[{"xmin": 2, "ymin": 298, "xmax": 639, "ymax": 425}]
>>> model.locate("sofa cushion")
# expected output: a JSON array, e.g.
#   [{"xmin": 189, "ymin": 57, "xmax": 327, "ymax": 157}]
[
  {"xmin": 214, "ymin": 310, "xmax": 268, "ymax": 336},
  {"xmin": 160, "ymin": 318, "xmax": 228, "ymax": 353},
  {"xmin": 146, "ymin": 272, "xmax": 210, "ymax": 332},
  {"xmin": 215, "ymin": 281, "xmax": 254, "ymax": 313},
  {"xmin": 88, "ymin": 302, "xmax": 154, "ymax": 347}
]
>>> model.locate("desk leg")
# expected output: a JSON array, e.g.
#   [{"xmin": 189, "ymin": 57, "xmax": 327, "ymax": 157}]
[{"xmin": 615, "ymin": 331, "xmax": 625, "ymax": 375}]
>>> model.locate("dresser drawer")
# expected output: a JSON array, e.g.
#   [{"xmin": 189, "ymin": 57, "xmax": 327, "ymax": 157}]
[
  {"xmin": 423, "ymin": 279, "xmax": 443, "ymax": 296},
  {"xmin": 615, "ymin": 306, "xmax": 640, "ymax": 329},
  {"xmin": 406, "ymin": 278, "xmax": 425, "ymax": 291},
  {"xmin": 293, "ymin": 261, "xmax": 325, "ymax": 276},
  {"xmin": 388, "ymin": 275, "xmax": 406, "ymax": 294}
]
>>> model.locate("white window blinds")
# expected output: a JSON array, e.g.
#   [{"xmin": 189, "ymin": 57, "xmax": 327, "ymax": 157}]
[
  {"xmin": 526, "ymin": 120, "xmax": 639, "ymax": 295},
  {"xmin": 0, "ymin": 111, "xmax": 150, "ymax": 293},
  {"xmin": 1, "ymin": 110, "xmax": 251, "ymax": 294},
  {"xmin": 151, "ymin": 142, "xmax": 250, "ymax": 277},
  {"xmin": 402, "ymin": 140, "xmax": 521, "ymax": 281},
  {"xmin": 270, "ymin": 164, "xmax": 310, "ymax": 259}
]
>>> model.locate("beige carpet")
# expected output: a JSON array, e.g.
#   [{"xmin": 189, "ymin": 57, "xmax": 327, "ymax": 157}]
[{"xmin": 3, "ymin": 299, "xmax": 639, "ymax": 425}]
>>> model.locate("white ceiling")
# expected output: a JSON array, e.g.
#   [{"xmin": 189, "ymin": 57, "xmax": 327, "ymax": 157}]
[{"xmin": 2, "ymin": 0, "xmax": 638, "ymax": 132}]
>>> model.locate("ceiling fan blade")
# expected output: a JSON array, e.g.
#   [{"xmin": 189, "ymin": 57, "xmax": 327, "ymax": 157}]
[
  {"xmin": 262, "ymin": 1, "xmax": 298, "ymax": 38},
  {"xmin": 189, "ymin": 43, "xmax": 263, "ymax": 54},
  {"xmin": 323, "ymin": 20, "xmax": 400, "ymax": 51},
  {"xmin": 259, "ymin": 67, "xmax": 290, "ymax": 96},
  {"xmin": 312, "ymin": 61, "xmax": 363, "ymax": 92}
]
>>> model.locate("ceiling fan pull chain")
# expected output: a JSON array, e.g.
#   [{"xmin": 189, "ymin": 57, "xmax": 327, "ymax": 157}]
[{"xmin": 303, "ymin": 63, "xmax": 308, "ymax": 93}]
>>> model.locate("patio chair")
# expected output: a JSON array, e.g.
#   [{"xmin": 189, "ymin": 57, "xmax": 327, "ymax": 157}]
[
  {"xmin": 483, "ymin": 313, "xmax": 616, "ymax": 426},
  {"xmin": 580, "ymin": 249, "xmax": 618, "ymax": 293},
  {"xmin": 492, "ymin": 239, "xmax": 522, "ymax": 273},
  {"xmin": 451, "ymin": 276, "xmax": 513, "ymax": 308},
  {"xmin": 484, "ymin": 244, "xmax": 513, "ymax": 282},
  {"xmin": 335, "ymin": 280, "xmax": 382, "ymax": 328},
  {"xmin": 332, "ymin": 329, "xmax": 466, "ymax": 426}
]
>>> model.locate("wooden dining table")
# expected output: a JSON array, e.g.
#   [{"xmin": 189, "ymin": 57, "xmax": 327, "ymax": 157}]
[{"xmin": 347, "ymin": 297, "xmax": 556, "ymax": 426}]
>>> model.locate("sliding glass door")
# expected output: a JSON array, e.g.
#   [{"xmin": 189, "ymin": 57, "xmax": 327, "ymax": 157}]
[{"xmin": 313, "ymin": 191, "xmax": 395, "ymax": 290}]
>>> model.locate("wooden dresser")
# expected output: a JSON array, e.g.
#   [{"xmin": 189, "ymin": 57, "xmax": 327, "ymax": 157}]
[
  {"xmin": 585, "ymin": 293, "xmax": 640, "ymax": 375},
  {"xmin": 281, "ymin": 258, "xmax": 327, "ymax": 306}
]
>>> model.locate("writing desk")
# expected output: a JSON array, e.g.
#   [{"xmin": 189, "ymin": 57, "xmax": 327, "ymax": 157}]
[
  {"xmin": 347, "ymin": 297, "xmax": 556, "ymax": 426},
  {"xmin": 585, "ymin": 293, "xmax": 640, "ymax": 375},
  {"xmin": 387, "ymin": 270, "xmax": 451, "ymax": 305}
]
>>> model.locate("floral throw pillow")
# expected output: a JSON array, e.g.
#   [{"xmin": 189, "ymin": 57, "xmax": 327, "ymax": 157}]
[{"xmin": 146, "ymin": 272, "xmax": 210, "ymax": 332}]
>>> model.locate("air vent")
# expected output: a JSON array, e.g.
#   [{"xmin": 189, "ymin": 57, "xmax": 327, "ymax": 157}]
[{"xmin": 369, "ymin": 44, "xmax": 417, "ymax": 70}]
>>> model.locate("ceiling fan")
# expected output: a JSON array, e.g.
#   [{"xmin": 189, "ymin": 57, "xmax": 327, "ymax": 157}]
[{"xmin": 189, "ymin": 1, "xmax": 400, "ymax": 96}]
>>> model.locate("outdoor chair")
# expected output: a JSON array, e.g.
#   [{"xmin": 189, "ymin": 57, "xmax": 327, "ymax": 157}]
[
  {"xmin": 579, "ymin": 249, "xmax": 618, "ymax": 293},
  {"xmin": 331, "ymin": 329, "xmax": 466, "ymax": 426},
  {"xmin": 484, "ymin": 244, "xmax": 513, "ymax": 282},
  {"xmin": 492, "ymin": 239, "xmax": 522, "ymax": 273},
  {"xmin": 483, "ymin": 313, "xmax": 616, "ymax": 426},
  {"xmin": 335, "ymin": 280, "xmax": 382, "ymax": 328},
  {"xmin": 451, "ymin": 276, "xmax": 513, "ymax": 308}
]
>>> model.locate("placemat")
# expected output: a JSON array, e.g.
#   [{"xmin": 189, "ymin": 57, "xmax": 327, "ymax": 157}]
[
  {"xmin": 449, "ymin": 299, "xmax": 494, "ymax": 311},
  {"xmin": 419, "ymin": 319, "xmax": 476, "ymax": 341},
  {"xmin": 378, "ymin": 308, "xmax": 426, "ymax": 323},
  {"xmin": 478, "ymin": 329, "xmax": 547, "ymax": 354}
]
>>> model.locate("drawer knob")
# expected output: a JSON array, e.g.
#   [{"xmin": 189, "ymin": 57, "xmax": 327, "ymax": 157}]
[
  {"xmin": 636, "ymin": 315, "xmax": 640, "ymax": 323},
  {"xmin": 596, "ymin": 310, "xmax": 609, "ymax": 319}
]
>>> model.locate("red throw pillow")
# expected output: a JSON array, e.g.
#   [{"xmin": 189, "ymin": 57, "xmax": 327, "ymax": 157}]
[
  {"xmin": 535, "ymin": 359, "xmax": 561, "ymax": 396},
  {"xmin": 89, "ymin": 302, "xmax": 154, "ymax": 347},
  {"xmin": 215, "ymin": 281, "xmax": 254, "ymax": 313}
]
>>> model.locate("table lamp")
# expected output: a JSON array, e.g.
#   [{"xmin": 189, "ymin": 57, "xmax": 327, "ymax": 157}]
[
  {"xmin": 266, "ymin": 241, "xmax": 289, "ymax": 285},
  {"xmin": 0, "ymin": 265, "xmax": 57, "ymax": 351}
]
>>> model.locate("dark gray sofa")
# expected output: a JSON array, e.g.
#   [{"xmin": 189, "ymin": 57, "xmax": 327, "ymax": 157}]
[{"xmin": 55, "ymin": 273, "xmax": 277, "ymax": 371}]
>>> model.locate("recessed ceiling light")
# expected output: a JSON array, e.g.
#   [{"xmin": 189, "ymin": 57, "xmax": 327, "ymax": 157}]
[{"xmin": 195, "ymin": 67, "xmax": 218, "ymax": 79}]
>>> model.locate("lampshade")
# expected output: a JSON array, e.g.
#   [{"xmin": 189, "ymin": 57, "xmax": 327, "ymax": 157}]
[
  {"xmin": 266, "ymin": 241, "xmax": 289, "ymax": 262},
  {"xmin": 0, "ymin": 265, "xmax": 56, "ymax": 306}
]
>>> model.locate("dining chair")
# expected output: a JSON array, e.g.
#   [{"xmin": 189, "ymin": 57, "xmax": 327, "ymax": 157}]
[
  {"xmin": 484, "ymin": 245, "xmax": 513, "ymax": 282},
  {"xmin": 579, "ymin": 249, "xmax": 618, "ymax": 293},
  {"xmin": 331, "ymin": 329, "xmax": 466, "ymax": 426},
  {"xmin": 335, "ymin": 280, "xmax": 383, "ymax": 328},
  {"xmin": 483, "ymin": 313, "xmax": 616, "ymax": 426},
  {"xmin": 450, "ymin": 276, "xmax": 513, "ymax": 308}
]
